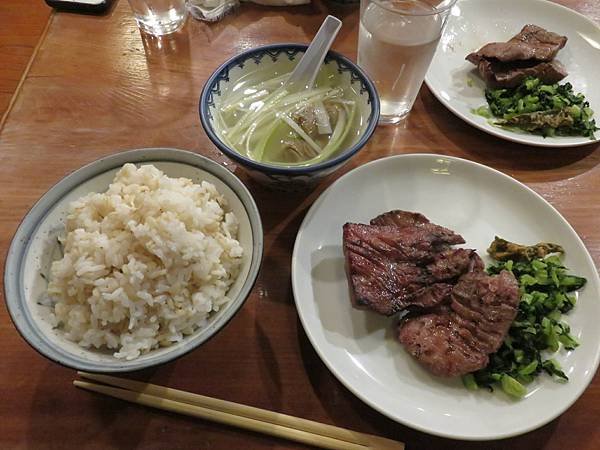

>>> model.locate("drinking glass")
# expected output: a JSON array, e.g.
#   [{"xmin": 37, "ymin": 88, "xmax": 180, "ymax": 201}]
[
  {"xmin": 358, "ymin": 0, "xmax": 457, "ymax": 124},
  {"xmin": 127, "ymin": 0, "xmax": 188, "ymax": 36}
]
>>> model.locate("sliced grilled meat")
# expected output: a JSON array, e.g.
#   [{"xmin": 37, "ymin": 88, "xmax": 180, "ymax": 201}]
[
  {"xmin": 370, "ymin": 210, "xmax": 430, "ymax": 227},
  {"xmin": 449, "ymin": 270, "xmax": 520, "ymax": 354},
  {"xmin": 477, "ymin": 58, "xmax": 567, "ymax": 88},
  {"xmin": 343, "ymin": 222, "xmax": 475, "ymax": 315},
  {"xmin": 410, "ymin": 283, "xmax": 453, "ymax": 309},
  {"xmin": 347, "ymin": 257, "xmax": 429, "ymax": 315},
  {"xmin": 398, "ymin": 306, "xmax": 490, "ymax": 377},
  {"xmin": 427, "ymin": 248, "xmax": 483, "ymax": 281},
  {"xmin": 466, "ymin": 24, "xmax": 568, "ymax": 64},
  {"xmin": 397, "ymin": 270, "xmax": 519, "ymax": 377},
  {"xmin": 343, "ymin": 223, "xmax": 465, "ymax": 266}
]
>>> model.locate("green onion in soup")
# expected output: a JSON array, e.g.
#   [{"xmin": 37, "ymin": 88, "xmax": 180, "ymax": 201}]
[{"xmin": 215, "ymin": 65, "xmax": 362, "ymax": 166}]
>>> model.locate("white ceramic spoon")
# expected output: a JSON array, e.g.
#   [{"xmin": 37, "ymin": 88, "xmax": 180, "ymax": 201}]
[{"xmin": 285, "ymin": 15, "xmax": 342, "ymax": 93}]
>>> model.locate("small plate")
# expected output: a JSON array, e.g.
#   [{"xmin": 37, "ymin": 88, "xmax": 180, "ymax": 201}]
[
  {"xmin": 291, "ymin": 154, "xmax": 600, "ymax": 440},
  {"xmin": 425, "ymin": 0, "xmax": 600, "ymax": 147}
]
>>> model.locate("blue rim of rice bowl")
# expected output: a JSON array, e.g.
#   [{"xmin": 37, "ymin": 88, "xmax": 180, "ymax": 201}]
[{"xmin": 3, "ymin": 148, "xmax": 263, "ymax": 372}]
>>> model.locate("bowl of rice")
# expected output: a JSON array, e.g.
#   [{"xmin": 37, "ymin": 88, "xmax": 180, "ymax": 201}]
[{"xmin": 4, "ymin": 148, "xmax": 263, "ymax": 372}]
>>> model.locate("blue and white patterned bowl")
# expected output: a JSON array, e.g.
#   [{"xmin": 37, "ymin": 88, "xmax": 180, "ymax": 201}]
[
  {"xmin": 199, "ymin": 44, "xmax": 380, "ymax": 189},
  {"xmin": 4, "ymin": 148, "xmax": 263, "ymax": 372}
]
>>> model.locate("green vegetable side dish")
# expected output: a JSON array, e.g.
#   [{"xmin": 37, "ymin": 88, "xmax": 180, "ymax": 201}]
[
  {"xmin": 462, "ymin": 239, "xmax": 587, "ymax": 399},
  {"xmin": 473, "ymin": 77, "xmax": 598, "ymax": 139}
]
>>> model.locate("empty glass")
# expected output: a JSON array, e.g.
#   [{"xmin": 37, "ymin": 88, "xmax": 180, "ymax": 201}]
[{"xmin": 127, "ymin": 0, "xmax": 188, "ymax": 36}]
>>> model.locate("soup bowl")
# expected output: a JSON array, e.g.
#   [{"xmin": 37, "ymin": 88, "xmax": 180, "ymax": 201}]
[{"xmin": 199, "ymin": 44, "xmax": 380, "ymax": 189}]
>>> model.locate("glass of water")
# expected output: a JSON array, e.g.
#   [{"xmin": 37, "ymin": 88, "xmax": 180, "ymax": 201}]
[
  {"xmin": 358, "ymin": 0, "xmax": 457, "ymax": 124},
  {"xmin": 127, "ymin": 0, "xmax": 188, "ymax": 36}
]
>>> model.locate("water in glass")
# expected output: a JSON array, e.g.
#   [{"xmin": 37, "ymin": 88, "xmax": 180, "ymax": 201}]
[{"xmin": 358, "ymin": 0, "xmax": 455, "ymax": 124}]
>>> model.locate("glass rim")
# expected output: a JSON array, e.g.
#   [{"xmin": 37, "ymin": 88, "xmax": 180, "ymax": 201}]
[{"xmin": 369, "ymin": 0, "xmax": 459, "ymax": 16}]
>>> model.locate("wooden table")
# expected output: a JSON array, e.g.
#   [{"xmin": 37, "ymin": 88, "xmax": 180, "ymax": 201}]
[
  {"xmin": 1, "ymin": 1, "xmax": 599, "ymax": 448},
  {"xmin": 0, "ymin": 0, "xmax": 51, "ymax": 117}
]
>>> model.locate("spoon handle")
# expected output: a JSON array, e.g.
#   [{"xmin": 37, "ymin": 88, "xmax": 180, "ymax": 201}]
[{"xmin": 286, "ymin": 15, "xmax": 342, "ymax": 92}]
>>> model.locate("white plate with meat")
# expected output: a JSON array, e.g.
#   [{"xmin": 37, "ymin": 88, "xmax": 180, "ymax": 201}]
[
  {"xmin": 424, "ymin": 0, "xmax": 600, "ymax": 147},
  {"xmin": 291, "ymin": 154, "xmax": 600, "ymax": 440}
]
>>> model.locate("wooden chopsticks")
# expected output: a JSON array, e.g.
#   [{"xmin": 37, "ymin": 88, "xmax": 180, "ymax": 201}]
[{"xmin": 75, "ymin": 372, "xmax": 404, "ymax": 450}]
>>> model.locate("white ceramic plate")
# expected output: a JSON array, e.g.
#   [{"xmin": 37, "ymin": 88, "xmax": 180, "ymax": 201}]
[
  {"xmin": 291, "ymin": 154, "xmax": 600, "ymax": 440},
  {"xmin": 425, "ymin": 0, "xmax": 600, "ymax": 147}
]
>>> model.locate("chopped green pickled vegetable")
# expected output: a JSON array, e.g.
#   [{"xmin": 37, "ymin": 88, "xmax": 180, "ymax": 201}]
[
  {"xmin": 462, "ymin": 373, "xmax": 479, "ymax": 390},
  {"xmin": 518, "ymin": 360, "xmax": 538, "ymax": 376},
  {"xmin": 501, "ymin": 375, "xmax": 527, "ymax": 399},
  {"xmin": 472, "ymin": 105, "xmax": 492, "ymax": 118},
  {"xmin": 465, "ymin": 244, "xmax": 586, "ymax": 399},
  {"xmin": 479, "ymin": 77, "xmax": 598, "ymax": 139},
  {"xmin": 542, "ymin": 359, "xmax": 568, "ymax": 382}
]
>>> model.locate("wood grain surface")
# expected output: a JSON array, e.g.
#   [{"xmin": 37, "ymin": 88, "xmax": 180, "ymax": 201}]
[
  {"xmin": 0, "ymin": 0, "xmax": 51, "ymax": 118},
  {"xmin": 1, "ymin": 1, "xmax": 599, "ymax": 449}
]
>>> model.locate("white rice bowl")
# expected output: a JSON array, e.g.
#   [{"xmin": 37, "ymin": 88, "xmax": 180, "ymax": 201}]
[{"xmin": 46, "ymin": 163, "xmax": 243, "ymax": 360}]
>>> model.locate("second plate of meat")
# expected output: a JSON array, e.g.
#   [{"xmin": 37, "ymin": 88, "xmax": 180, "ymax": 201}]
[
  {"xmin": 424, "ymin": 0, "xmax": 600, "ymax": 147},
  {"xmin": 291, "ymin": 154, "xmax": 600, "ymax": 440}
]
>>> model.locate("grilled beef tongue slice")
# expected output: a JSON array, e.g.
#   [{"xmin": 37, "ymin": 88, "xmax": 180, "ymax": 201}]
[
  {"xmin": 343, "ymin": 219, "xmax": 481, "ymax": 315},
  {"xmin": 370, "ymin": 210, "xmax": 430, "ymax": 227},
  {"xmin": 397, "ymin": 270, "xmax": 519, "ymax": 377},
  {"xmin": 343, "ymin": 222, "xmax": 465, "ymax": 267},
  {"xmin": 466, "ymin": 24, "xmax": 568, "ymax": 64},
  {"xmin": 427, "ymin": 248, "xmax": 483, "ymax": 281},
  {"xmin": 477, "ymin": 58, "xmax": 568, "ymax": 88},
  {"xmin": 409, "ymin": 283, "xmax": 454, "ymax": 309}
]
